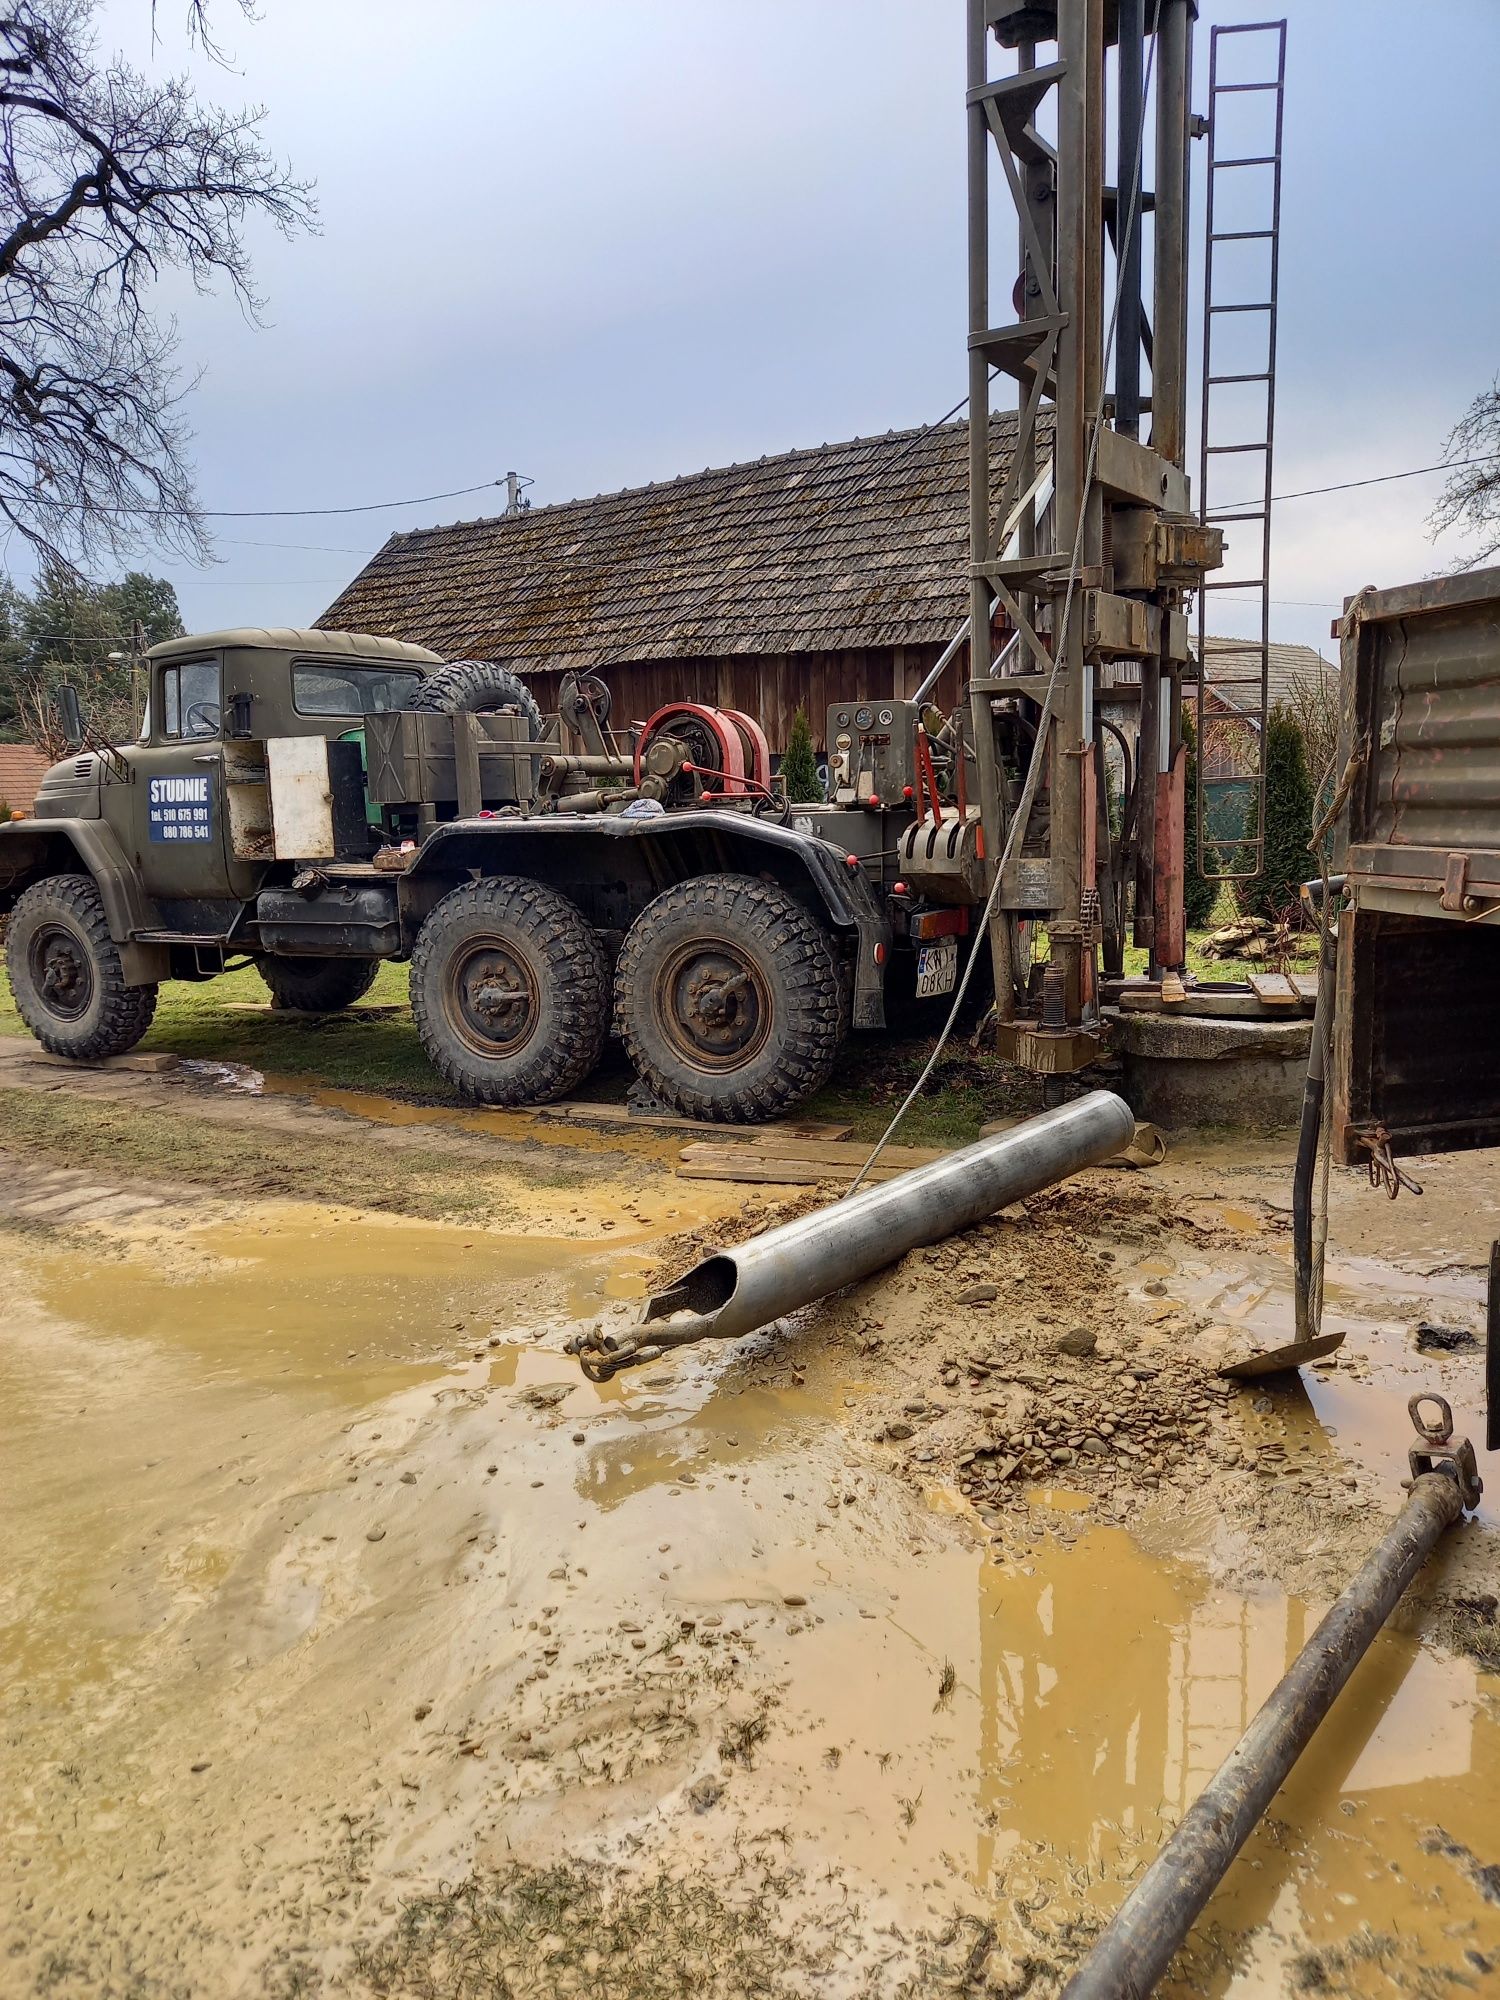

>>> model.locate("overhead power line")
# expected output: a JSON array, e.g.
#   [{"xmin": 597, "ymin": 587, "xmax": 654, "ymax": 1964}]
[
  {"xmin": 27, "ymin": 477, "xmax": 505, "ymax": 523},
  {"xmin": 1212, "ymin": 450, "xmax": 1500, "ymax": 513}
]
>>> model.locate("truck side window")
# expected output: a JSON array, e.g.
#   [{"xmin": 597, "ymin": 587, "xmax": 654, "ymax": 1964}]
[
  {"xmin": 160, "ymin": 660, "xmax": 221, "ymax": 741},
  {"xmin": 292, "ymin": 663, "xmax": 422, "ymax": 715}
]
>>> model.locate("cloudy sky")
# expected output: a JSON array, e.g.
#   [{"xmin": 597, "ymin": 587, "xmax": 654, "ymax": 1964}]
[{"xmin": 80, "ymin": 0, "xmax": 1500, "ymax": 657}]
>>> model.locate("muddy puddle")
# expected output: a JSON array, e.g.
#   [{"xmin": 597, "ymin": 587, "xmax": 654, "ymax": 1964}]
[
  {"xmin": 1130, "ymin": 1196, "xmax": 1500, "ymax": 1533},
  {"xmin": 3, "ymin": 1180, "xmax": 1499, "ymax": 1997},
  {"xmin": 259, "ymin": 1070, "xmax": 689, "ymax": 1168}
]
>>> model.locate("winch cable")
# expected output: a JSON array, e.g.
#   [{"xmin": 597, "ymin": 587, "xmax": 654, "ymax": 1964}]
[{"xmin": 849, "ymin": 6, "xmax": 1162, "ymax": 1195}]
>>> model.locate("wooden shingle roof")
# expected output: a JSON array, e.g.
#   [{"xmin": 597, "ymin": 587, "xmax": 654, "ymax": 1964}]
[
  {"xmin": 318, "ymin": 417, "xmax": 1028, "ymax": 671},
  {"xmin": 0, "ymin": 743, "xmax": 52, "ymax": 813}
]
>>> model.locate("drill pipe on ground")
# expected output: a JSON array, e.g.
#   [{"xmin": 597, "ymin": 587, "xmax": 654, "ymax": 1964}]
[
  {"xmin": 570, "ymin": 1089, "xmax": 1136, "ymax": 1381},
  {"xmin": 1061, "ymin": 1458, "xmax": 1474, "ymax": 2000}
]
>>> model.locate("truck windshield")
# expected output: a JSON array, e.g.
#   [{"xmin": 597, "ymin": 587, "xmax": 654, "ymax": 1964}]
[{"xmin": 292, "ymin": 663, "xmax": 423, "ymax": 716}]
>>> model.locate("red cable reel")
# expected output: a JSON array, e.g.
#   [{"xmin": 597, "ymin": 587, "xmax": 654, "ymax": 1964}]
[{"xmin": 635, "ymin": 702, "xmax": 771, "ymax": 806}]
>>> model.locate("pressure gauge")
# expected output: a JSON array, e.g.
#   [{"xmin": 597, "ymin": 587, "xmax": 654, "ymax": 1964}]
[
  {"xmin": 877, "ymin": 707, "xmax": 894, "ymax": 726},
  {"xmin": 854, "ymin": 705, "xmax": 873, "ymax": 728}
]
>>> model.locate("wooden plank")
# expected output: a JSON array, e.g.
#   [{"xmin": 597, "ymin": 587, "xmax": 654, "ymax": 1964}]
[
  {"xmin": 224, "ymin": 1001, "xmax": 408, "ymax": 1018},
  {"xmin": 677, "ymin": 1149, "xmax": 917, "ymax": 1186},
  {"xmin": 533, "ymin": 1101, "xmax": 854, "ymax": 1142},
  {"xmin": 1289, "ymin": 973, "xmax": 1319, "ymax": 1004},
  {"xmin": 454, "ymin": 710, "xmax": 483, "ymax": 818},
  {"xmin": 1118, "ymin": 988, "xmax": 1272, "ymax": 1018},
  {"xmin": 678, "ymin": 1135, "xmax": 943, "ymax": 1169},
  {"xmin": 1248, "ymin": 972, "xmax": 1298, "ymax": 1008}
]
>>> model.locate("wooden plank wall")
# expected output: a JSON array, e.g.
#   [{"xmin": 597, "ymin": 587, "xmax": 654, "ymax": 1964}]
[{"xmin": 522, "ymin": 642, "xmax": 963, "ymax": 756}]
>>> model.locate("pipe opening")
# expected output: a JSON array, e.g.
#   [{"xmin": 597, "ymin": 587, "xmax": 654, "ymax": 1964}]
[{"xmin": 642, "ymin": 1254, "xmax": 738, "ymax": 1325}]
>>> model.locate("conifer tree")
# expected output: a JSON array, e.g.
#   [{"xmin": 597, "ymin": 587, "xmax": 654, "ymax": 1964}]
[
  {"xmin": 1236, "ymin": 703, "xmax": 1315, "ymax": 920},
  {"xmin": 779, "ymin": 706, "xmax": 823, "ymax": 803}
]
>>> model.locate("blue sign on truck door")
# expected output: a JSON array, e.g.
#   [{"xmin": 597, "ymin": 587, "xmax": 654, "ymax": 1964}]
[{"xmin": 147, "ymin": 774, "xmax": 213, "ymax": 843}]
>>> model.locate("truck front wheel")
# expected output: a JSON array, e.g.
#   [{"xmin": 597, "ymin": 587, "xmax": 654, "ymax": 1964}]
[
  {"xmin": 409, "ymin": 876, "xmax": 608, "ymax": 1104},
  {"xmin": 614, "ymin": 874, "xmax": 845, "ymax": 1123},
  {"xmin": 7, "ymin": 873, "xmax": 158, "ymax": 1061},
  {"xmin": 257, "ymin": 955, "xmax": 380, "ymax": 1013}
]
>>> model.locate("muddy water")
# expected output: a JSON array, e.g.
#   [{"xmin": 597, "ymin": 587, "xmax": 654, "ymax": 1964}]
[
  {"xmin": 259, "ymin": 1072, "xmax": 690, "ymax": 1168},
  {"xmin": 3, "ymin": 1198, "xmax": 1499, "ymax": 1997},
  {"xmin": 1137, "ymin": 1197, "xmax": 1499, "ymax": 1533}
]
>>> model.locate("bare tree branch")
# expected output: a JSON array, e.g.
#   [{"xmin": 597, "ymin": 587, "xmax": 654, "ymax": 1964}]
[
  {"xmin": 0, "ymin": 0, "xmax": 314, "ymax": 570},
  {"xmin": 1429, "ymin": 378, "xmax": 1500, "ymax": 568}
]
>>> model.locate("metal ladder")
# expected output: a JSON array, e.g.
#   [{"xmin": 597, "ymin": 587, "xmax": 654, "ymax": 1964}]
[{"xmin": 1195, "ymin": 19, "xmax": 1287, "ymax": 881}]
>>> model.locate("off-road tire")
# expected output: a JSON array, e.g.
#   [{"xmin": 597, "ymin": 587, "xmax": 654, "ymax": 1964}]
[
  {"xmin": 7, "ymin": 872, "xmax": 158, "ymax": 1060},
  {"xmin": 614, "ymin": 873, "xmax": 844, "ymax": 1123},
  {"xmin": 409, "ymin": 876, "xmax": 608, "ymax": 1104},
  {"xmin": 256, "ymin": 955, "xmax": 380, "ymax": 1013},
  {"xmin": 409, "ymin": 660, "xmax": 544, "ymax": 738}
]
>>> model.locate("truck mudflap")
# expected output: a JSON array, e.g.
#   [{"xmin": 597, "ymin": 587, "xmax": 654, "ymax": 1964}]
[{"xmin": 405, "ymin": 810, "xmax": 892, "ymax": 1030}]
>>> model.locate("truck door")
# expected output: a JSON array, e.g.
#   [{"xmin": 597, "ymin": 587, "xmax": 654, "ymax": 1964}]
[{"xmin": 128, "ymin": 655, "xmax": 239, "ymax": 913}]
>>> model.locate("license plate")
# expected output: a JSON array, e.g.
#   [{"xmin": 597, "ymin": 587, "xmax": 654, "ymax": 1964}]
[{"xmin": 915, "ymin": 939, "xmax": 958, "ymax": 998}]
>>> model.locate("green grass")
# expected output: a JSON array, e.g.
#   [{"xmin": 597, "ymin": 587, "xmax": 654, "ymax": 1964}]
[
  {"xmin": 0, "ymin": 956, "xmax": 456, "ymax": 1100},
  {"xmin": 0, "ymin": 912, "xmax": 1318, "ymax": 1153},
  {"xmin": 1120, "ymin": 934, "xmax": 1318, "ymax": 984}
]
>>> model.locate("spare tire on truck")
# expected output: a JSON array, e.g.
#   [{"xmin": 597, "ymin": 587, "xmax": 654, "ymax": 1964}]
[{"xmin": 408, "ymin": 660, "xmax": 543, "ymax": 738}]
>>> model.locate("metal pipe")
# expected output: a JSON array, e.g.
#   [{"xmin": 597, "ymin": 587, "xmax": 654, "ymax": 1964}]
[
  {"xmin": 571, "ymin": 1092, "xmax": 1136, "ymax": 1380},
  {"xmin": 540, "ymin": 754, "xmax": 631, "ymax": 780},
  {"xmin": 1061, "ymin": 1466, "xmax": 1469, "ymax": 2000},
  {"xmin": 1115, "ymin": 0, "xmax": 1146, "ymax": 438},
  {"xmin": 966, "ymin": 0, "xmax": 1015, "ymax": 1018},
  {"xmin": 1151, "ymin": 0, "xmax": 1192, "ymax": 469},
  {"xmin": 549, "ymin": 786, "xmax": 638, "ymax": 813},
  {"xmin": 913, "ymin": 618, "xmax": 970, "ymax": 705},
  {"xmin": 1292, "ymin": 908, "xmax": 1337, "ymax": 1344}
]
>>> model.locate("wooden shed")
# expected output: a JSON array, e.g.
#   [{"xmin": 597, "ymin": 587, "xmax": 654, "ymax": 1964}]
[{"xmin": 317, "ymin": 417, "xmax": 1028, "ymax": 752}]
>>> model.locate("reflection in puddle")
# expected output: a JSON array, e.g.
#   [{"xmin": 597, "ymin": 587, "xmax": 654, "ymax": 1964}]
[{"xmin": 3, "ymin": 1198, "xmax": 1498, "ymax": 1996}]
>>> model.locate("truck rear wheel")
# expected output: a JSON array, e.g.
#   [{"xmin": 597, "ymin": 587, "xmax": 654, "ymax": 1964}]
[
  {"xmin": 409, "ymin": 876, "xmax": 608, "ymax": 1104},
  {"xmin": 7, "ymin": 873, "xmax": 158, "ymax": 1061},
  {"xmin": 614, "ymin": 874, "xmax": 845, "ymax": 1123},
  {"xmin": 256, "ymin": 955, "xmax": 380, "ymax": 1013}
]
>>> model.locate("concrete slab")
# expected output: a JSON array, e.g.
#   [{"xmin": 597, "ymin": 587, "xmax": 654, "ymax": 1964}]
[
  {"xmin": 14, "ymin": 1185, "xmax": 121, "ymax": 1217},
  {"xmin": 65, "ymin": 1194, "xmax": 164, "ymax": 1222},
  {"xmin": 1105, "ymin": 1008, "xmax": 1312, "ymax": 1131}
]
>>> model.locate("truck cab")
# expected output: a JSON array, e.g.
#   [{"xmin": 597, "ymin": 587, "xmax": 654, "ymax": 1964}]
[{"xmin": 98, "ymin": 628, "xmax": 441, "ymax": 919}]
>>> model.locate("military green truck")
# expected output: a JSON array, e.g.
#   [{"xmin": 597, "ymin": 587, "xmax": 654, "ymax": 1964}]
[{"xmin": 0, "ymin": 628, "xmax": 984, "ymax": 1120}]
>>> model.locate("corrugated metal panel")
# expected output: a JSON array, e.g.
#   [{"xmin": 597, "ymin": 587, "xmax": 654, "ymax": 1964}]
[
  {"xmin": 1336, "ymin": 569, "xmax": 1500, "ymax": 1159},
  {"xmin": 1368, "ymin": 599, "xmax": 1500, "ymax": 851}
]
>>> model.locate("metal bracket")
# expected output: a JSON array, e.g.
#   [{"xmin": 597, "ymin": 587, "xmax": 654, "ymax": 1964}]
[
  {"xmin": 1408, "ymin": 1393, "xmax": 1483, "ymax": 1513},
  {"xmin": 1440, "ymin": 850, "xmax": 1475, "ymax": 914},
  {"xmin": 1358, "ymin": 1124, "xmax": 1424, "ymax": 1201}
]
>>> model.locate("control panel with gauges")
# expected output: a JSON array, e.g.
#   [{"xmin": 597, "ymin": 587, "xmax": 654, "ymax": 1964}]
[{"xmin": 825, "ymin": 698, "xmax": 920, "ymax": 808}]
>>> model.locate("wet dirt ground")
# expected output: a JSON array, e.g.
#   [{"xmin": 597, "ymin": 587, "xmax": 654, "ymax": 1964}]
[{"xmin": 1, "ymin": 1050, "xmax": 1498, "ymax": 1998}]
